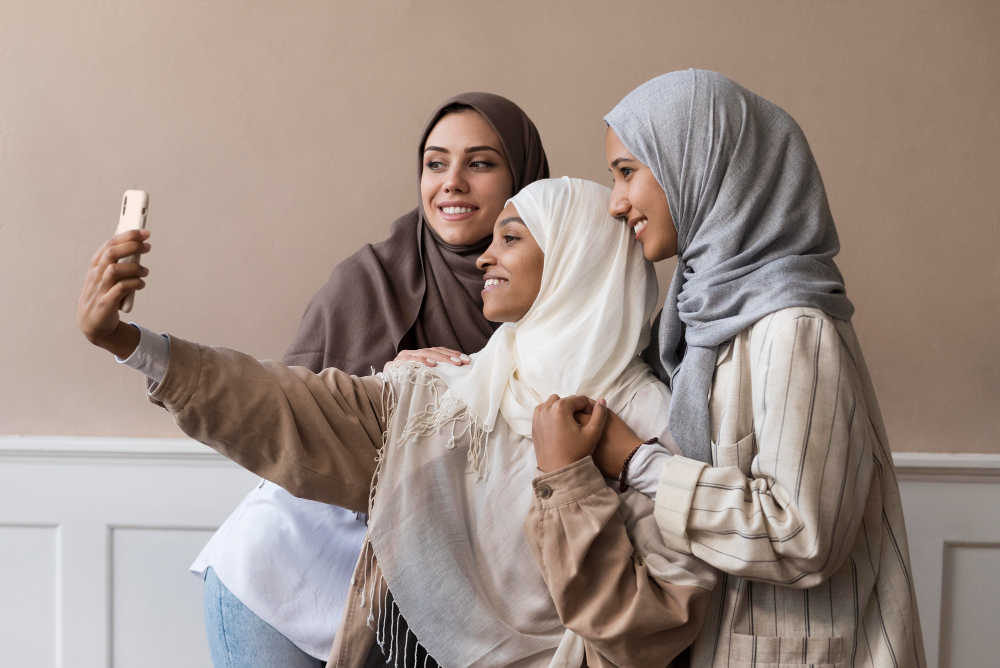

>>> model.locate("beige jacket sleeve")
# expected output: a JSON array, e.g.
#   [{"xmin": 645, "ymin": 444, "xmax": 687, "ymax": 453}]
[
  {"xmin": 524, "ymin": 457, "xmax": 715, "ymax": 668},
  {"xmin": 147, "ymin": 335, "xmax": 387, "ymax": 513},
  {"xmin": 654, "ymin": 309, "xmax": 874, "ymax": 589}
]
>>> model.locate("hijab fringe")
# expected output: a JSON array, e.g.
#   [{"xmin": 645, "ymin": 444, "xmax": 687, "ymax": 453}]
[
  {"xmin": 350, "ymin": 362, "xmax": 486, "ymax": 668},
  {"xmin": 385, "ymin": 361, "xmax": 492, "ymax": 480}
]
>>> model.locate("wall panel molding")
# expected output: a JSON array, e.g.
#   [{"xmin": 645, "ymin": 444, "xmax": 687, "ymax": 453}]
[{"xmin": 2, "ymin": 436, "xmax": 998, "ymax": 667}]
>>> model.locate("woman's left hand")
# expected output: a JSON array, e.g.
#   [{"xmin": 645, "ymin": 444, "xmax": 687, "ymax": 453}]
[
  {"xmin": 531, "ymin": 395, "xmax": 608, "ymax": 472},
  {"xmin": 384, "ymin": 347, "xmax": 471, "ymax": 373}
]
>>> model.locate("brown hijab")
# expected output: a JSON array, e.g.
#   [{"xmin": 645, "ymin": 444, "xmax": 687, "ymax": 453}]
[{"xmin": 283, "ymin": 93, "xmax": 550, "ymax": 375}]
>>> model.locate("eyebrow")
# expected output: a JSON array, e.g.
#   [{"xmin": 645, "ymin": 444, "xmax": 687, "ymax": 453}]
[
  {"xmin": 610, "ymin": 156, "xmax": 637, "ymax": 169},
  {"xmin": 498, "ymin": 216, "xmax": 524, "ymax": 228},
  {"xmin": 423, "ymin": 145, "xmax": 503, "ymax": 156}
]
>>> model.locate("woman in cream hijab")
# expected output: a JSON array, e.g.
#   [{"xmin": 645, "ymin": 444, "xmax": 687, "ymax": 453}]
[{"xmin": 78, "ymin": 176, "xmax": 716, "ymax": 668}]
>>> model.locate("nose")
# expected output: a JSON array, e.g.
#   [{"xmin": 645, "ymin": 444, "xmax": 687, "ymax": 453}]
[
  {"xmin": 443, "ymin": 164, "xmax": 469, "ymax": 194},
  {"xmin": 476, "ymin": 239, "xmax": 498, "ymax": 272},
  {"xmin": 608, "ymin": 183, "xmax": 630, "ymax": 219}
]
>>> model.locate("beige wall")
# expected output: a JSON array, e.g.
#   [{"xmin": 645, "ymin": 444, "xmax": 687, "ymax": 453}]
[{"xmin": 1, "ymin": 0, "xmax": 997, "ymax": 453}]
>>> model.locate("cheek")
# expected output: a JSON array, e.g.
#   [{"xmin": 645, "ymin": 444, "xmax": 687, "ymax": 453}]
[
  {"xmin": 419, "ymin": 173, "xmax": 440, "ymax": 205},
  {"xmin": 479, "ymin": 171, "xmax": 514, "ymax": 205}
]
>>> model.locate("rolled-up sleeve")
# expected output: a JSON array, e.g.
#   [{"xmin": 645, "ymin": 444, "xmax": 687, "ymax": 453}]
[
  {"xmin": 524, "ymin": 457, "xmax": 714, "ymax": 667},
  {"xmin": 147, "ymin": 335, "xmax": 387, "ymax": 513},
  {"xmin": 654, "ymin": 312, "xmax": 874, "ymax": 588}
]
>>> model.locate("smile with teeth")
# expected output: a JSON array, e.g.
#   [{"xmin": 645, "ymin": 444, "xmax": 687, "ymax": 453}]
[
  {"xmin": 441, "ymin": 206, "xmax": 477, "ymax": 214},
  {"xmin": 484, "ymin": 278, "xmax": 508, "ymax": 288},
  {"xmin": 632, "ymin": 218, "xmax": 649, "ymax": 235}
]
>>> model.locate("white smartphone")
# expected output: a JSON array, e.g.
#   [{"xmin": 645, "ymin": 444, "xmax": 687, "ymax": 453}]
[{"xmin": 114, "ymin": 189, "xmax": 149, "ymax": 313}]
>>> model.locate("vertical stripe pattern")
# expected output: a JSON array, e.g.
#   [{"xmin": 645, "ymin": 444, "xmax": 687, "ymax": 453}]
[{"xmin": 655, "ymin": 307, "xmax": 926, "ymax": 668}]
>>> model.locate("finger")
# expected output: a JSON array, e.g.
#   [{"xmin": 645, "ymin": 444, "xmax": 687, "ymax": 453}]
[
  {"xmin": 91, "ymin": 238, "xmax": 114, "ymax": 266},
  {"xmin": 111, "ymin": 229, "xmax": 150, "ymax": 245},
  {"xmin": 574, "ymin": 397, "xmax": 598, "ymax": 416},
  {"xmin": 580, "ymin": 399, "xmax": 608, "ymax": 441},
  {"xmin": 431, "ymin": 348, "xmax": 470, "ymax": 364},
  {"xmin": 99, "ymin": 262, "xmax": 149, "ymax": 292},
  {"xmin": 421, "ymin": 351, "xmax": 465, "ymax": 365},
  {"xmin": 559, "ymin": 395, "xmax": 595, "ymax": 415},
  {"xmin": 103, "ymin": 239, "xmax": 151, "ymax": 265},
  {"xmin": 107, "ymin": 277, "xmax": 146, "ymax": 304}
]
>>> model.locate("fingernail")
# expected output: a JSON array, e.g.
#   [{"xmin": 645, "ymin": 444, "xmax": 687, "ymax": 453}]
[
  {"xmin": 460, "ymin": 354, "xmax": 471, "ymax": 361},
  {"xmin": 598, "ymin": 398, "xmax": 607, "ymax": 406},
  {"xmin": 425, "ymin": 358, "xmax": 436, "ymax": 365},
  {"xmin": 140, "ymin": 230, "xmax": 150, "ymax": 237},
  {"xmin": 143, "ymin": 243, "xmax": 150, "ymax": 250},
  {"xmin": 451, "ymin": 357, "xmax": 461, "ymax": 363}
]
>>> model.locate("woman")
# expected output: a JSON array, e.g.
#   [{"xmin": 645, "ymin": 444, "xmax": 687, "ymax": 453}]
[
  {"xmin": 78, "ymin": 177, "xmax": 716, "ymax": 668},
  {"xmin": 193, "ymin": 93, "xmax": 547, "ymax": 666},
  {"xmin": 540, "ymin": 70, "xmax": 925, "ymax": 668}
]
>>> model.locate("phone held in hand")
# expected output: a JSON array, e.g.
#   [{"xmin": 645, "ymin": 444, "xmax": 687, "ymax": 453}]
[{"xmin": 114, "ymin": 190, "xmax": 148, "ymax": 313}]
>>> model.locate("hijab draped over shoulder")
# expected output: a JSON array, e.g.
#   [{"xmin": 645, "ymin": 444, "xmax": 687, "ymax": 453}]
[
  {"xmin": 605, "ymin": 70, "xmax": 854, "ymax": 462},
  {"xmin": 283, "ymin": 93, "xmax": 550, "ymax": 375},
  {"xmin": 362, "ymin": 178, "xmax": 693, "ymax": 668}
]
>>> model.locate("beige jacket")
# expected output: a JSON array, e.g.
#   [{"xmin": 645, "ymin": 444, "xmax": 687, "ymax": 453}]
[
  {"xmin": 653, "ymin": 307, "xmax": 925, "ymax": 668},
  {"xmin": 148, "ymin": 336, "xmax": 712, "ymax": 668}
]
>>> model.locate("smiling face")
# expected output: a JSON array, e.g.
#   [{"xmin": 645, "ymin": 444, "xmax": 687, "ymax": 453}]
[
  {"xmin": 420, "ymin": 110, "xmax": 515, "ymax": 245},
  {"xmin": 475, "ymin": 203, "xmax": 544, "ymax": 322},
  {"xmin": 605, "ymin": 126, "xmax": 678, "ymax": 262}
]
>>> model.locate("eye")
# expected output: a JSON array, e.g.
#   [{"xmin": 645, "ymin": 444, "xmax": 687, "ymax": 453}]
[
  {"xmin": 502, "ymin": 234, "xmax": 518, "ymax": 244},
  {"xmin": 470, "ymin": 159, "xmax": 497, "ymax": 169},
  {"xmin": 620, "ymin": 167, "xmax": 635, "ymax": 179},
  {"xmin": 425, "ymin": 160, "xmax": 446, "ymax": 170}
]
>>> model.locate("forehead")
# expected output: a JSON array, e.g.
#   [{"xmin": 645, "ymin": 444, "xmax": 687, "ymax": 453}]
[
  {"xmin": 424, "ymin": 111, "xmax": 504, "ymax": 153},
  {"xmin": 605, "ymin": 126, "xmax": 637, "ymax": 161}
]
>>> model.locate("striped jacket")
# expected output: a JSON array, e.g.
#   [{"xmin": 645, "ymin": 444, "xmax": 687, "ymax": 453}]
[{"xmin": 655, "ymin": 307, "xmax": 926, "ymax": 668}]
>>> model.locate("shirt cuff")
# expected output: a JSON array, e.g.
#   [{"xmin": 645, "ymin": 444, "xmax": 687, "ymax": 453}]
[
  {"xmin": 625, "ymin": 441, "xmax": 672, "ymax": 499},
  {"xmin": 116, "ymin": 323, "xmax": 171, "ymax": 383},
  {"xmin": 531, "ymin": 457, "xmax": 607, "ymax": 508},
  {"xmin": 653, "ymin": 456, "xmax": 709, "ymax": 554}
]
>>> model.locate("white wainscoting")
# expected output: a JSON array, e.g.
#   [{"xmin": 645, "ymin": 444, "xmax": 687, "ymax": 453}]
[{"xmin": 1, "ymin": 437, "xmax": 998, "ymax": 668}]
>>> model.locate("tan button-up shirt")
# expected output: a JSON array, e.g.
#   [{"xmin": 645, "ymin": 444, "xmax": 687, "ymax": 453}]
[
  {"xmin": 654, "ymin": 307, "xmax": 926, "ymax": 668},
  {"xmin": 147, "ymin": 336, "xmax": 714, "ymax": 668}
]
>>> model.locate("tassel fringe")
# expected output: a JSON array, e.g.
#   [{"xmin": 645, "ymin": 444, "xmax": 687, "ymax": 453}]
[{"xmin": 349, "ymin": 364, "xmax": 469, "ymax": 668}]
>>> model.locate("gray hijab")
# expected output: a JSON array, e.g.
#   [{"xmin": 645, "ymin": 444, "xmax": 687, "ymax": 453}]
[{"xmin": 605, "ymin": 69, "xmax": 854, "ymax": 463}]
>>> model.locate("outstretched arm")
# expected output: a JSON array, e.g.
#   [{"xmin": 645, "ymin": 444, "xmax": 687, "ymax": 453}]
[{"xmin": 77, "ymin": 230, "xmax": 387, "ymax": 512}]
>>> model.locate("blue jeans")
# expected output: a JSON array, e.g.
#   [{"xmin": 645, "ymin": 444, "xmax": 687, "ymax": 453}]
[{"xmin": 203, "ymin": 567, "xmax": 326, "ymax": 668}]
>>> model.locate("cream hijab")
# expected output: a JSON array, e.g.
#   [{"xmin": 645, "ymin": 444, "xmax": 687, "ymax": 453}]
[
  {"xmin": 361, "ymin": 177, "xmax": 667, "ymax": 668},
  {"xmin": 435, "ymin": 176, "xmax": 659, "ymax": 447}
]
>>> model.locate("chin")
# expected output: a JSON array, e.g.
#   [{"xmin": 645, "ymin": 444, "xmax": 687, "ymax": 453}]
[
  {"xmin": 431, "ymin": 219, "xmax": 492, "ymax": 246},
  {"xmin": 481, "ymin": 305, "xmax": 514, "ymax": 324}
]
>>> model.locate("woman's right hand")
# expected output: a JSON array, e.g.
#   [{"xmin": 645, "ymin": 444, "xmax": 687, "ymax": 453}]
[
  {"xmin": 383, "ymin": 347, "xmax": 471, "ymax": 373},
  {"xmin": 77, "ymin": 229, "xmax": 151, "ymax": 358}
]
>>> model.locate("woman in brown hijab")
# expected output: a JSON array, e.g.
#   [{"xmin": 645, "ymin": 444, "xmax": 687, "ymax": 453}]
[{"xmin": 190, "ymin": 93, "xmax": 549, "ymax": 668}]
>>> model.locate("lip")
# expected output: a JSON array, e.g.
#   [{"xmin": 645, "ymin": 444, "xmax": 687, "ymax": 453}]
[
  {"xmin": 482, "ymin": 272, "xmax": 509, "ymax": 294},
  {"xmin": 437, "ymin": 200, "xmax": 480, "ymax": 222},
  {"xmin": 628, "ymin": 216, "xmax": 649, "ymax": 241}
]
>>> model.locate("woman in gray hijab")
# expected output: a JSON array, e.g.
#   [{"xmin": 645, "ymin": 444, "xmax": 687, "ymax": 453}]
[{"xmin": 536, "ymin": 70, "xmax": 926, "ymax": 668}]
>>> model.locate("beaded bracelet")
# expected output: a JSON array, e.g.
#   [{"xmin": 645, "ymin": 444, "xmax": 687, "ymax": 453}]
[{"xmin": 619, "ymin": 437, "xmax": 658, "ymax": 493}]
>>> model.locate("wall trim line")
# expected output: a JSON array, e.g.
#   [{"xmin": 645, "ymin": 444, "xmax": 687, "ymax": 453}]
[
  {"xmin": 0, "ymin": 435, "xmax": 227, "ymax": 465},
  {"xmin": 2, "ymin": 436, "xmax": 998, "ymax": 479}
]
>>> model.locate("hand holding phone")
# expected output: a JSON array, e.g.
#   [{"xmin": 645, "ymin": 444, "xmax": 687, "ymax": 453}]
[{"xmin": 76, "ymin": 191, "xmax": 151, "ymax": 359}]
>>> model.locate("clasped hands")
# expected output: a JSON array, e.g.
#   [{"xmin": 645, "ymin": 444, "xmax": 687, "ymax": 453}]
[{"xmin": 532, "ymin": 395, "xmax": 645, "ymax": 475}]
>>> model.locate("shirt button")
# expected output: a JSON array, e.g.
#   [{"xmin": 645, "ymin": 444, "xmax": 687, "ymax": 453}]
[{"xmin": 536, "ymin": 484, "xmax": 553, "ymax": 500}]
